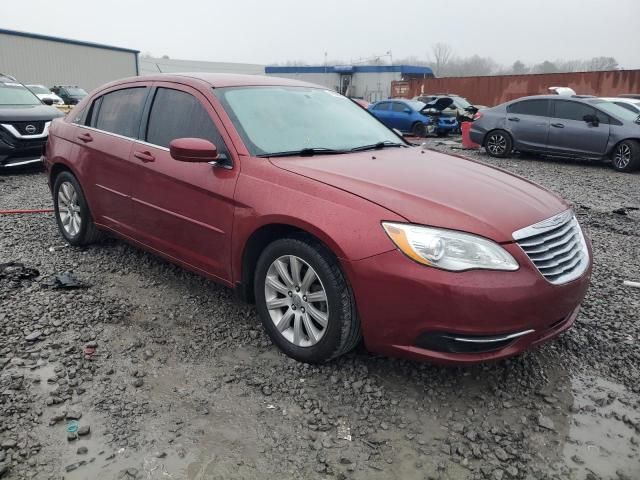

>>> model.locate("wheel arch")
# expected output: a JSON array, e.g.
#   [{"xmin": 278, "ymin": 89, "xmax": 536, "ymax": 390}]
[
  {"xmin": 608, "ymin": 137, "xmax": 640, "ymax": 157},
  {"xmin": 237, "ymin": 222, "xmax": 343, "ymax": 304},
  {"xmin": 483, "ymin": 128, "xmax": 513, "ymax": 147}
]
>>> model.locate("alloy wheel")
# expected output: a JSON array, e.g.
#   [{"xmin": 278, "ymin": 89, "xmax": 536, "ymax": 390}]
[
  {"xmin": 264, "ymin": 255, "xmax": 329, "ymax": 347},
  {"xmin": 487, "ymin": 134, "xmax": 507, "ymax": 155},
  {"xmin": 614, "ymin": 143, "xmax": 631, "ymax": 170},
  {"xmin": 57, "ymin": 181, "xmax": 82, "ymax": 237}
]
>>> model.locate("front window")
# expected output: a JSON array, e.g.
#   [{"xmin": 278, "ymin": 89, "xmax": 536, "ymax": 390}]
[
  {"xmin": 592, "ymin": 100, "xmax": 640, "ymax": 122},
  {"xmin": 214, "ymin": 86, "xmax": 402, "ymax": 156},
  {"xmin": 0, "ymin": 82, "xmax": 42, "ymax": 106},
  {"xmin": 27, "ymin": 85, "xmax": 52, "ymax": 95}
]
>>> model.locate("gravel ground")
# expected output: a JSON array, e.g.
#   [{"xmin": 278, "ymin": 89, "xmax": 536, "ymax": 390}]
[{"xmin": 0, "ymin": 145, "xmax": 639, "ymax": 480}]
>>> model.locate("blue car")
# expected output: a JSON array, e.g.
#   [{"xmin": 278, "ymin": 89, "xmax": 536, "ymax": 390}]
[{"xmin": 368, "ymin": 98, "xmax": 459, "ymax": 137}]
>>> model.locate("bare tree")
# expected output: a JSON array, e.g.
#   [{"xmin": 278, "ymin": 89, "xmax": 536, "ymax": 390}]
[
  {"xmin": 511, "ymin": 60, "xmax": 529, "ymax": 75},
  {"xmin": 585, "ymin": 56, "xmax": 618, "ymax": 71},
  {"xmin": 431, "ymin": 43, "xmax": 453, "ymax": 76}
]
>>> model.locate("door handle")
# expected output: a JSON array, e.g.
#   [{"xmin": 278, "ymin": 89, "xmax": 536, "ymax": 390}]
[
  {"xmin": 133, "ymin": 150, "xmax": 155, "ymax": 163},
  {"xmin": 551, "ymin": 123, "xmax": 565, "ymax": 128},
  {"xmin": 507, "ymin": 117, "xmax": 520, "ymax": 122},
  {"xmin": 77, "ymin": 132, "xmax": 93, "ymax": 143}
]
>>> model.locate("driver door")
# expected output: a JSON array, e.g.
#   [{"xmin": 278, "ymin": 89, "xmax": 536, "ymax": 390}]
[
  {"xmin": 546, "ymin": 100, "xmax": 610, "ymax": 157},
  {"xmin": 129, "ymin": 83, "xmax": 239, "ymax": 282}
]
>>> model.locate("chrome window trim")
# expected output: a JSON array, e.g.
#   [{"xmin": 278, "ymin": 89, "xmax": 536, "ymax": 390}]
[
  {"xmin": 77, "ymin": 125, "xmax": 170, "ymax": 152},
  {"xmin": 1, "ymin": 121, "xmax": 51, "ymax": 139}
]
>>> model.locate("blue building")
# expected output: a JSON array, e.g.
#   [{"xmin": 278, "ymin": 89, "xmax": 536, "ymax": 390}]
[{"xmin": 265, "ymin": 64, "xmax": 433, "ymax": 102}]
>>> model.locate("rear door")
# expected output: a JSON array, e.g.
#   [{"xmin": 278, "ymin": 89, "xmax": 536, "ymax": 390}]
[
  {"xmin": 73, "ymin": 85, "xmax": 149, "ymax": 233},
  {"xmin": 505, "ymin": 99, "xmax": 550, "ymax": 152},
  {"xmin": 547, "ymin": 100, "xmax": 610, "ymax": 157},
  {"xmin": 129, "ymin": 83, "xmax": 239, "ymax": 281}
]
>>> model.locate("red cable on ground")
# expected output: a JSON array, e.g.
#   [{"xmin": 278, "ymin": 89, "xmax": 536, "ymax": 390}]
[{"xmin": 0, "ymin": 208, "xmax": 54, "ymax": 215}]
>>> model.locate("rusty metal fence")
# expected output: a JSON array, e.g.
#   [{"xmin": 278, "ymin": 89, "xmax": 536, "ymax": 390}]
[{"xmin": 391, "ymin": 70, "xmax": 640, "ymax": 106}]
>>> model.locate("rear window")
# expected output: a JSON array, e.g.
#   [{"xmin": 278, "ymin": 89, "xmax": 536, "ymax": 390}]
[
  {"xmin": 93, "ymin": 87, "xmax": 148, "ymax": 138},
  {"xmin": 145, "ymin": 88, "xmax": 226, "ymax": 153},
  {"xmin": 373, "ymin": 102, "xmax": 390, "ymax": 111},
  {"xmin": 507, "ymin": 99, "xmax": 549, "ymax": 117}
]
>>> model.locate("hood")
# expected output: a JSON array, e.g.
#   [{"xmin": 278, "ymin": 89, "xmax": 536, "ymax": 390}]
[
  {"xmin": 270, "ymin": 148, "xmax": 568, "ymax": 242},
  {"xmin": 0, "ymin": 104, "xmax": 64, "ymax": 122},
  {"xmin": 422, "ymin": 97, "xmax": 455, "ymax": 112}
]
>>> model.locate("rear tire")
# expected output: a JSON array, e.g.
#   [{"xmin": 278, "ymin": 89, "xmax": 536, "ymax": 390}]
[
  {"xmin": 484, "ymin": 130, "xmax": 513, "ymax": 158},
  {"xmin": 611, "ymin": 140, "xmax": 640, "ymax": 172},
  {"xmin": 412, "ymin": 122, "xmax": 427, "ymax": 137},
  {"xmin": 254, "ymin": 236, "xmax": 361, "ymax": 363},
  {"xmin": 53, "ymin": 171, "xmax": 103, "ymax": 246}
]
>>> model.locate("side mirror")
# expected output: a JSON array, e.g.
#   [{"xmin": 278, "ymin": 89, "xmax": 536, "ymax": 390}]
[
  {"xmin": 42, "ymin": 98, "xmax": 54, "ymax": 106},
  {"xmin": 170, "ymin": 138, "xmax": 218, "ymax": 163},
  {"xmin": 404, "ymin": 108, "xmax": 412, "ymax": 114},
  {"xmin": 583, "ymin": 114, "xmax": 599, "ymax": 126}
]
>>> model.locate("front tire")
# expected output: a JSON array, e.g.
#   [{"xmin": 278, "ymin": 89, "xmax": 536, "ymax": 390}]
[
  {"xmin": 254, "ymin": 236, "xmax": 361, "ymax": 363},
  {"xmin": 412, "ymin": 122, "xmax": 428, "ymax": 137},
  {"xmin": 612, "ymin": 140, "xmax": 640, "ymax": 172},
  {"xmin": 53, "ymin": 171, "xmax": 103, "ymax": 246},
  {"xmin": 484, "ymin": 130, "xmax": 513, "ymax": 158}
]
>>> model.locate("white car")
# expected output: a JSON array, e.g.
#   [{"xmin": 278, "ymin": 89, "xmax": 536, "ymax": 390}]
[
  {"xmin": 26, "ymin": 84, "xmax": 64, "ymax": 105},
  {"xmin": 600, "ymin": 97, "xmax": 640, "ymax": 115}
]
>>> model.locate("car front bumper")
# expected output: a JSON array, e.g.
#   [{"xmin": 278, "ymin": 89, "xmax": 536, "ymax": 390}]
[
  {"xmin": 342, "ymin": 241, "xmax": 591, "ymax": 364},
  {"xmin": 0, "ymin": 136, "xmax": 47, "ymax": 168}
]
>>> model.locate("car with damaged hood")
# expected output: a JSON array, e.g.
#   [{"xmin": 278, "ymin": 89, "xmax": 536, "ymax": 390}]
[
  {"xmin": 369, "ymin": 98, "xmax": 458, "ymax": 137},
  {"xmin": 415, "ymin": 93, "xmax": 485, "ymax": 123},
  {"xmin": 44, "ymin": 73, "xmax": 592, "ymax": 364},
  {"xmin": 0, "ymin": 74, "xmax": 64, "ymax": 168}
]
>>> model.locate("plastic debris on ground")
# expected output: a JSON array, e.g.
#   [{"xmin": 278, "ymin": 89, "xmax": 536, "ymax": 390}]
[
  {"xmin": 336, "ymin": 419, "xmax": 352, "ymax": 441},
  {"xmin": 42, "ymin": 272, "xmax": 91, "ymax": 290}
]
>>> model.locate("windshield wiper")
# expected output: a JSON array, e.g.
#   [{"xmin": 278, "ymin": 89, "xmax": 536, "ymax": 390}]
[
  {"xmin": 350, "ymin": 141, "xmax": 405, "ymax": 152},
  {"xmin": 259, "ymin": 147, "xmax": 347, "ymax": 158}
]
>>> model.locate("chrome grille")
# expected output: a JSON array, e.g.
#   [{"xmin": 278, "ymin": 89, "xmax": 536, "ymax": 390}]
[{"xmin": 513, "ymin": 210, "xmax": 589, "ymax": 285}]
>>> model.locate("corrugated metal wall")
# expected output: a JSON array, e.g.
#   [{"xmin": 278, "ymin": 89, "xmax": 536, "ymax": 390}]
[
  {"xmin": 392, "ymin": 70, "xmax": 640, "ymax": 106},
  {"xmin": 0, "ymin": 32, "xmax": 138, "ymax": 91}
]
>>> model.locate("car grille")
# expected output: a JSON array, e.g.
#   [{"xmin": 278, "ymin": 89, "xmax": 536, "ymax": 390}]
[
  {"xmin": 513, "ymin": 210, "xmax": 589, "ymax": 285},
  {"xmin": 8, "ymin": 121, "xmax": 46, "ymax": 135}
]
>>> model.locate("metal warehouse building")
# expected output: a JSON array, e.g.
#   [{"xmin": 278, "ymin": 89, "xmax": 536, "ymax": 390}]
[
  {"xmin": 140, "ymin": 56, "xmax": 264, "ymax": 76},
  {"xmin": 265, "ymin": 65, "xmax": 434, "ymax": 102},
  {"xmin": 0, "ymin": 28, "xmax": 139, "ymax": 91}
]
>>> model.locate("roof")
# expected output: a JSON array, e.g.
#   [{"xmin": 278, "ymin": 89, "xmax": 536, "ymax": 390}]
[
  {"xmin": 0, "ymin": 28, "xmax": 139, "ymax": 54},
  {"xmin": 95, "ymin": 73, "xmax": 324, "ymax": 92},
  {"xmin": 265, "ymin": 65, "xmax": 433, "ymax": 75}
]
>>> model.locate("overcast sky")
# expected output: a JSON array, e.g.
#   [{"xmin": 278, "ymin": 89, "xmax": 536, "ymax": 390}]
[{"xmin": 2, "ymin": 0, "xmax": 639, "ymax": 68}]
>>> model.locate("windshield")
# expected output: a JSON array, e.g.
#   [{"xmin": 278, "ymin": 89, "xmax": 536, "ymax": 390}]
[
  {"xmin": 593, "ymin": 100, "xmax": 640, "ymax": 122},
  {"xmin": 0, "ymin": 82, "xmax": 42, "ymax": 106},
  {"xmin": 27, "ymin": 85, "xmax": 51, "ymax": 94},
  {"xmin": 64, "ymin": 87, "xmax": 87, "ymax": 96},
  {"xmin": 214, "ymin": 86, "xmax": 402, "ymax": 156}
]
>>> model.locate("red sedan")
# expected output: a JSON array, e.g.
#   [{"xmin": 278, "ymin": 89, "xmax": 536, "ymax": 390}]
[{"xmin": 44, "ymin": 74, "xmax": 592, "ymax": 364}]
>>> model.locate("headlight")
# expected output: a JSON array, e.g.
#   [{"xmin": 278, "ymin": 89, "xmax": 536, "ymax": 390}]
[{"xmin": 382, "ymin": 222, "xmax": 519, "ymax": 272}]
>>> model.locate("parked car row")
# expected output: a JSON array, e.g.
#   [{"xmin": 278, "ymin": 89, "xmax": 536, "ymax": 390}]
[
  {"xmin": 470, "ymin": 94, "xmax": 640, "ymax": 172},
  {"xmin": 26, "ymin": 84, "xmax": 88, "ymax": 105}
]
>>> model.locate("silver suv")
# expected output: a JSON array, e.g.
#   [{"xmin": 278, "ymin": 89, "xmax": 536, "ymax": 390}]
[{"xmin": 469, "ymin": 95, "xmax": 640, "ymax": 172}]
